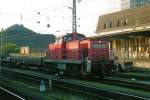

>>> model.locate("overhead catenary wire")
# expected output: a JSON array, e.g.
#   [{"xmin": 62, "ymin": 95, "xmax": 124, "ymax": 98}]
[
  {"xmin": 22, "ymin": 2, "xmax": 72, "ymax": 23},
  {"xmin": 0, "ymin": 2, "xmax": 121, "ymax": 34},
  {"xmin": 2, "ymin": 1, "xmax": 150, "ymax": 41},
  {"xmin": 4, "ymin": 12, "xmax": 150, "ymax": 40}
]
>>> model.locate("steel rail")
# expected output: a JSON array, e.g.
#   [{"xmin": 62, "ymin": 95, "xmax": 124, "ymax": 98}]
[
  {"xmin": 2, "ymin": 67, "xmax": 150, "ymax": 100},
  {"xmin": 0, "ymin": 86, "xmax": 25, "ymax": 100}
]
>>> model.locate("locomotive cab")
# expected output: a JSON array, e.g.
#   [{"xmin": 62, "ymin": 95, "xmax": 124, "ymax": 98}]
[{"xmin": 80, "ymin": 38, "xmax": 110, "ymax": 78}]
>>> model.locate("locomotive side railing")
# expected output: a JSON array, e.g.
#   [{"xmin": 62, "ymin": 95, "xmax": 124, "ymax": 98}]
[{"xmin": 48, "ymin": 48, "xmax": 109, "ymax": 62}]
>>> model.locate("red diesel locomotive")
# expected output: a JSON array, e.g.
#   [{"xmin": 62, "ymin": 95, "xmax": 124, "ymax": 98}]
[{"xmin": 47, "ymin": 33, "xmax": 115, "ymax": 78}]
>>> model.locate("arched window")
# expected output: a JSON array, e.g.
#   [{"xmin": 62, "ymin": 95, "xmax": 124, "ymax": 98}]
[
  {"xmin": 124, "ymin": 18, "xmax": 128, "ymax": 25},
  {"xmin": 117, "ymin": 20, "xmax": 120, "ymax": 27},
  {"xmin": 104, "ymin": 23, "xmax": 106, "ymax": 29},
  {"xmin": 109, "ymin": 22, "xmax": 112, "ymax": 28}
]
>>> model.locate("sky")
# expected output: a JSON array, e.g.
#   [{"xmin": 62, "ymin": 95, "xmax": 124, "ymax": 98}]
[{"xmin": 0, "ymin": 0, "xmax": 121, "ymax": 36}]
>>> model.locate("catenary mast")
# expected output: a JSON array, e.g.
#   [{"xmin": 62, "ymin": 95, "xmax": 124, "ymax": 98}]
[
  {"xmin": 72, "ymin": 0, "xmax": 77, "ymax": 40},
  {"xmin": 72, "ymin": 0, "xmax": 77, "ymax": 33}
]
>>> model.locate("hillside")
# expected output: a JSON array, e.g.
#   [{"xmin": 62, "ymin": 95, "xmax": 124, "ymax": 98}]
[{"xmin": 2, "ymin": 24, "xmax": 56, "ymax": 51}]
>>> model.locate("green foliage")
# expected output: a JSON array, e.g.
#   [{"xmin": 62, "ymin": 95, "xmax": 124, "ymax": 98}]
[{"xmin": 0, "ymin": 42, "xmax": 19, "ymax": 53}]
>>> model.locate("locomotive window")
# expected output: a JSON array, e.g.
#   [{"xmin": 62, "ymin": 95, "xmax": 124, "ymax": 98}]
[
  {"xmin": 92, "ymin": 44, "xmax": 106, "ymax": 48},
  {"xmin": 63, "ymin": 35, "xmax": 72, "ymax": 42},
  {"xmin": 63, "ymin": 37, "xmax": 67, "ymax": 41},
  {"xmin": 101, "ymin": 44, "xmax": 106, "ymax": 48}
]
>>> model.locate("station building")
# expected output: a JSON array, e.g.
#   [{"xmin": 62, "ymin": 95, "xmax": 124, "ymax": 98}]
[
  {"xmin": 121, "ymin": 0, "xmax": 150, "ymax": 10},
  {"xmin": 96, "ymin": 4, "xmax": 150, "ymax": 69}
]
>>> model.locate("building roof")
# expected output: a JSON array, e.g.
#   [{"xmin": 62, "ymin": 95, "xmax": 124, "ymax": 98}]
[{"xmin": 96, "ymin": 4, "xmax": 150, "ymax": 36}]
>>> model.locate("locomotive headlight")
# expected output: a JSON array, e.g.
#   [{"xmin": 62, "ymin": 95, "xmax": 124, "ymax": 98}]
[{"xmin": 98, "ymin": 41, "xmax": 101, "ymax": 43}]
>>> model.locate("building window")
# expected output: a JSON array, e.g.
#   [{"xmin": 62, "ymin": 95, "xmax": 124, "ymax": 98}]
[
  {"xmin": 124, "ymin": 18, "xmax": 128, "ymax": 25},
  {"xmin": 104, "ymin": 23, "xmax": 106, "ymax": 29},
  {"xmin": 109, "ymin": 22, "xmax": 112, "ymax": 28},
  {"xmin": 117, "ymin": 20, "xmax": 120, "ymax": 27}
]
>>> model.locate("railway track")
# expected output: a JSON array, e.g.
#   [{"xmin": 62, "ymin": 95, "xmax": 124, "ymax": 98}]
[
  {"xmin": 2, "ymin": 67, "xmax": 150, "ymax": 91},
  {"xmin": 0, "ymin": 86, "xmax": 25, "ymax": 100},
  {"xmin": 80, "ymin": 73, "xmax": 150, "ymax": 92},
  {"xmin": 1, "ymin": 67, "xmax": 150, "ymax": 100},
  {"xmin": 111, "ymin": 73, "xmax": 150, "ymax": 81},
  {"xmin": 52, "ymin": 79, "xmax": 150, "ymax": 100},
  {"xmin": 102, "ymin": 77, "xmax": 150, "ymax": 92}
]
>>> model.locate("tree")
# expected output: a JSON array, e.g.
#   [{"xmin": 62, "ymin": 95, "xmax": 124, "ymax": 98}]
[{"xmin": 0, "ymin": 42, "xmax": 19, "ymax": 53}]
